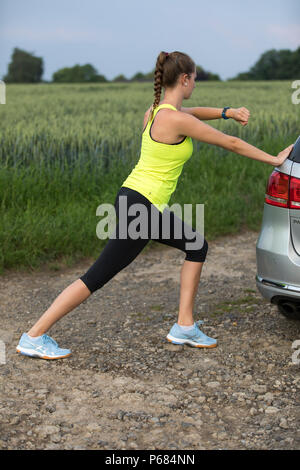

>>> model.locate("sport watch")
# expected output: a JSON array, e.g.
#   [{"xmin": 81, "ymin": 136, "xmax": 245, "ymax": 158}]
[{"xmin": 222, "ymin": 106, "xmax": 231, "ymax": 119}]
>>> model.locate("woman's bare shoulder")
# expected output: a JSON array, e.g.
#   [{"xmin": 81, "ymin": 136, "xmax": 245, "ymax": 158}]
[{"xmin": 144, "ymin": 104, "xmax": 177, "ymax": 119}]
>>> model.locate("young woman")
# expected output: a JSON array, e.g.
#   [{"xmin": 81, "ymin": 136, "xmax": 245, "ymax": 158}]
[{"xmin": 16, "ymin": 51, "xmax": 293, "ymax": 359}]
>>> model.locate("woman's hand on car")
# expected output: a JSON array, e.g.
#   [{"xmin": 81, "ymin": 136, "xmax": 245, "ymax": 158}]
[
  {"xmin": 231, "ymin": 107, "xmax": 250, "ymax": 126},
  {"xmin": 275, "ymin": 144, "xmax": 294, "ymax": 166}
]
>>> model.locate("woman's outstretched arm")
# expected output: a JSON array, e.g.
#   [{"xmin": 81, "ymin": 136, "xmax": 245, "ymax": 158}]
[
  {"xmin": 173, "ymin": 111, "xmax": 294, "ymax": 166},
  {"xmin": 181, "ymin": 106, "xmax": 250, "ymax": 126}
]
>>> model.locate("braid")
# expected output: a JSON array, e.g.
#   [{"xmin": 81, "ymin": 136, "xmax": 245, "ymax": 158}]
[{"xmin": 149, "ymin": 52, "xmax": 167, "ymax": 122}]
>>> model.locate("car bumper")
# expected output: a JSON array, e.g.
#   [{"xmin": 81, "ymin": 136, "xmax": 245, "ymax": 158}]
[
  {"xmin": 256, "ymin": 203, "xmax": 300, "ymax": 303},
  {"xmin": 256, "ymin": 274, "xmax": 300, "ymax": 302}
]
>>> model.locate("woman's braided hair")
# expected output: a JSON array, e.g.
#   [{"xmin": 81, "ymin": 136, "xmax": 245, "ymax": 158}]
[{"xmin": 148, "ymin": 51, "xmax": 196, "ymax": 122}]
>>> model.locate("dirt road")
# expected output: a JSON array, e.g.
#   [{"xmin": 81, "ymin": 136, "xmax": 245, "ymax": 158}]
[{"xmin": 0, "ymin": 230, "xmax": 299, "ymax": 450}]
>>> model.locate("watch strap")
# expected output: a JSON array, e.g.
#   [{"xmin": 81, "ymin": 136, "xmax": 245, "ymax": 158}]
[{"xmin": 222, "ymin": 106, "xmax": 231, "ymax": 120}]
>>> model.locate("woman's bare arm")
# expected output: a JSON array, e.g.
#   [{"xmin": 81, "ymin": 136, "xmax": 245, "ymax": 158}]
[
  {"xmin": 181, "ymin": 106, "xmax": 250, "ymax": 126},
  {"xmin": 173, "ymin": 111, "xmax": 293, "ymax": 166},
  {"xmin": 181, "ymin": 107, "xmax": 228, "ymax": 120}
]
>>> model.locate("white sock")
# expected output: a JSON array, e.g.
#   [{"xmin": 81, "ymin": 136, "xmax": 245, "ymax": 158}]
[
  {"xmin": 177, "ymin": 322, "xmax": 195, "ymax": 331},
  {"xmin": 27, "ymin": 333, "xmax": 43, "ymax": 341}
]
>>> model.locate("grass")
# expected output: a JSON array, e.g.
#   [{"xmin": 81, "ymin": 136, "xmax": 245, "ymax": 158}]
[
  {"xmin": 150, "ymin": 305, "xmax": 163, "ymax": 311},
  {"xmin": 212, "ymin": 291, "xmax": 262, "ymax": 316}
]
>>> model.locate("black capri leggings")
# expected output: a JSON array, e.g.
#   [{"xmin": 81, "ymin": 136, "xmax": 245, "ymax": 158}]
[{"xmin": 79, "ymin": 186, "xmax": 208, "ymax": 293}]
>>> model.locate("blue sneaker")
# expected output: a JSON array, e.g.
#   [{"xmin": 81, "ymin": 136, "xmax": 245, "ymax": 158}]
[
  {"xmin": 166, "ymin": 321, "xmax": 217, "ymax": 348},
  {"xmin": 16, "ymin": 333, "xmax": 72, "ymax": 359}
]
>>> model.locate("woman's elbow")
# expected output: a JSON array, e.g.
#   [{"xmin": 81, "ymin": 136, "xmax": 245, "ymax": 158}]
[{"xmin": 227, "ymin": 136, "xmax": 240, "ymax": 153}]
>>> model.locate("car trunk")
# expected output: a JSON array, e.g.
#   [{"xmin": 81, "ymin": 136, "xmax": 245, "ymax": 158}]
[{"xmin": 289, "ymin": 136, "xmax": 300, "ymax": 256}]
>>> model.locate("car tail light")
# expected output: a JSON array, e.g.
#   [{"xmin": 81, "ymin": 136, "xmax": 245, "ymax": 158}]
[
  {"xmin": 265, "ymin": 170, "xmax": 289, "ymax": 208},
  {"xmin": 265, "ymin": 170, "xmax": 300, "ymax": 209},
  {"xmin": 289, "ymin": 176, "xmax": 300, "ymax": 209}
]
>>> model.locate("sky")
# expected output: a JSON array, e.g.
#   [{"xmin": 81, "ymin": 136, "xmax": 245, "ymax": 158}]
[{"xmin": 0, "ymin": 0, "xmax": 299, "ymax": 82}]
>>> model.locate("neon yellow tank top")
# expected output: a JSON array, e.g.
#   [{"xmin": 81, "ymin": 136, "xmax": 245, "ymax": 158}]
[{"xmin": 121, "ymin": 103, "xmax": 193, "ymax": 213}]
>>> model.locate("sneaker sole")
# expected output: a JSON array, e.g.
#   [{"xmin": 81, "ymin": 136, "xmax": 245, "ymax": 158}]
[
  {"xmin": 16, "ymin": 346, "xmax": 72, "ymax": 360},
  {"xmin": 166, "ymin": 334, "xmax": 217, "ymax": 348}
]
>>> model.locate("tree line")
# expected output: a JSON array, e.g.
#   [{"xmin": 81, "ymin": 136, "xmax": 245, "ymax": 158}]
[
  {"xmin": 2, "ymin": 46, "xmax": 299, "ymax": 83},
  {"xmin": 228, "ymin": 47, "xmax": 300, "ymax": 80}
]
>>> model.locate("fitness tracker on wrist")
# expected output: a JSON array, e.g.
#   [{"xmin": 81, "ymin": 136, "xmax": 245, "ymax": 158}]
[{"xmin": 222, "ymin": 106, "xmax": 231, "ymax": 120}]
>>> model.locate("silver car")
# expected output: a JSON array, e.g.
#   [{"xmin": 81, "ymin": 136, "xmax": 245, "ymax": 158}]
[{"xmin": 256, "ymin": 135, "xmax": 300, "ymax": 320}]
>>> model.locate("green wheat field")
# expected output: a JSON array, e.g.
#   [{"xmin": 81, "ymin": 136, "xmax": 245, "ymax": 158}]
[{"xmin": 0, "ymin": 81, "xmax": 298, "ymax": 274}]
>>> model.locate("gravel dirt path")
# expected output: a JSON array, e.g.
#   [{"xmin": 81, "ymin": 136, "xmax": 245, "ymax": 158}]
[{"xmin": 0, "ymin": 230, "xmax": 299, "ymax": 450}]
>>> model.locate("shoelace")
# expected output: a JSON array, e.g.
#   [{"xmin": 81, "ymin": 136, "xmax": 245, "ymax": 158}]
[
  {"xmin": 42, "ymin": 335, "xmax": 58, "ymax": 347},
  {"xmin": 194, "ymin": 320, "xmax": 209, "ymax": 338}
]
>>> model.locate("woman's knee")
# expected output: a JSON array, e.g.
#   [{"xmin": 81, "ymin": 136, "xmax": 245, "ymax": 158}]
[
  {"xmin": 79, "ymin": 274, "xmax": 103, "ymax": 294},
  {"xmin": 185, "ymin": 238, "xmax": 208, "ymax": 263}
]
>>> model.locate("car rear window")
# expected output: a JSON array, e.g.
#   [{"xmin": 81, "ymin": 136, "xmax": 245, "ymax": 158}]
[{"xmin": 289, "ymin": 136, "xmax": 300, "ymax": 163}]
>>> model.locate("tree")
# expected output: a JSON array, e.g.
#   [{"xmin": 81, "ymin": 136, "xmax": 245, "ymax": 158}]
[
  {"xmin": 195, "ymin": 65, "xmax": 220, "ymax": 81},
  {"xmin": 143, "ymin": 68, "xmax": 155, "ymax": 81},
  {"xmin": 250, "ymin": 49, "xmax": 288, "ymax": 79},
  {"xmin": 3, "ymin": 47, "xmax": 43, "ymax": 83},
  {"xmin": 229, "ymin": 47, "xmax": 300, "ymax": 80},
  {"xmin": 112, "ymin": 74, "xmax": 128, "ymax": 82},
  {"xmin": 131, "ymin": 72, "xmax": 146, "ymax": 81},
  {"xmin": 129, "ymin": 70, "xmax": 155, "ymax": 82},
  {"xmin": 52, "ymin": 63, "xmax": 107, "ymax": 83},
  {"xmin": 290, "ymin": 46, "xmax": 300, "ymax": 78}
]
